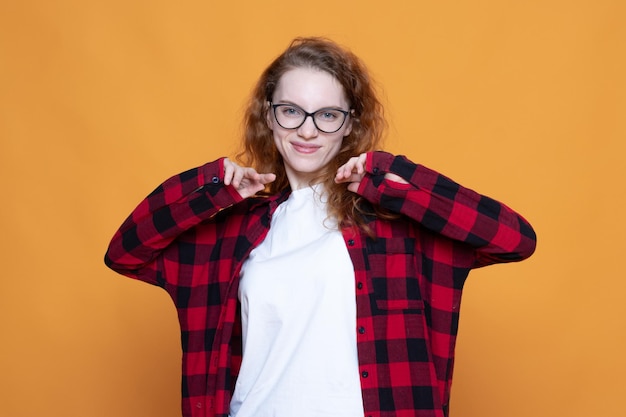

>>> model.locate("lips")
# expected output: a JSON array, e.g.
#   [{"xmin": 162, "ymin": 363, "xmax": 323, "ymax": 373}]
[{"xmin": 291, "ymin": 141, "xmax": 321, "ymax": 154}]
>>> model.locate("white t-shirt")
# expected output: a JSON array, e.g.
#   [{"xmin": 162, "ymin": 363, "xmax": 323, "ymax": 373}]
[{"xmin": 230, "ymin": 185, "xmax": 365, "ymax": 417}]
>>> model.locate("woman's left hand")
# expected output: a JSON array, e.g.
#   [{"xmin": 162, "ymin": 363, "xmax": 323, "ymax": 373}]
[{"xmin": 335, "ymin": 153, "xmax": 408, "ymax": 193}]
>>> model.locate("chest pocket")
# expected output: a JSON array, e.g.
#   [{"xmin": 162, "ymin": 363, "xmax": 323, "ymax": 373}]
[{"xmin": 366, "ymin": 237, "xmax": 424, "ymax": 313}]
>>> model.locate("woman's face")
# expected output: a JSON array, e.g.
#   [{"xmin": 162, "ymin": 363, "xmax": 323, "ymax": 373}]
[{"xmin": 267, "ymin": 67, "xmax": 352, "ymax": 190}]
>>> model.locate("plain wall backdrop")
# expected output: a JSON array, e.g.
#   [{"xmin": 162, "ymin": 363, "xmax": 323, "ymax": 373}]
[{"xmin": 1, "ymin": 1, "xmax": 624, "ymax": 416}]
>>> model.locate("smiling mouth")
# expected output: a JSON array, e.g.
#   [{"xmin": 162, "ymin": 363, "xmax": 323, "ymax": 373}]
[{"xmin": 291, "ymin": 142, "xmax": 321, "ymax": 154}]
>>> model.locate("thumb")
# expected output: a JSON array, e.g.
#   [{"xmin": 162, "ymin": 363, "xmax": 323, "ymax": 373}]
[
  {"xmin": 347, "ymin": 181, "xmax": 361, "ymax": 193},
  {"xmin": 259, "ymin": 173, "xmax": 276, "ymax": 184}
]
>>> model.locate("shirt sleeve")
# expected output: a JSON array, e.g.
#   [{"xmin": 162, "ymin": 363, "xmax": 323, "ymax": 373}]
[
  {"xmin": 104, "ymin": 158, "xmax": 242, "ymax": 284},
  {"xmin": 357, "ymin": 151, "xmax": 537, "ymax": 267}
]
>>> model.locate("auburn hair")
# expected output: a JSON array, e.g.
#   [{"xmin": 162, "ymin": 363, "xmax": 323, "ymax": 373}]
[{"xmin": 238, "ymin": 37, "xmax": 388, "ymax": 231}]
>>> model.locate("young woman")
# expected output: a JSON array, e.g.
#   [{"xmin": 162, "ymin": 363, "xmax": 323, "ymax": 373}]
[{"xmin": 105, "ymin": 37, "xmax": 537, "ymax": 417}]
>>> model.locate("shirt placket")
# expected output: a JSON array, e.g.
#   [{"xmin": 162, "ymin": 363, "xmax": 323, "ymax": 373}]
[{"xmin": 344, "ymin": 229, "xmax": 378, "ymax": 417}]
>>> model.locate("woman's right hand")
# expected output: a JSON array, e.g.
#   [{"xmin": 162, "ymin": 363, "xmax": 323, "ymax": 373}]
[{"xmin": 223, "ymin": 158, "xmax": 276, "ymax": 199}]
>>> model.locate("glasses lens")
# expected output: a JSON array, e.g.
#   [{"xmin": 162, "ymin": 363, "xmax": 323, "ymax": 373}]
[
  {"xmin": 313, "ymin": 109, "xmax": 346, "ymax": 133},
  {"xmin": 274, "ymin": 105, "xmax": 347, "ymax": 133},
  {"xmin": 274, "ymin": 105, "xmax": 305, "ymax": 129}
]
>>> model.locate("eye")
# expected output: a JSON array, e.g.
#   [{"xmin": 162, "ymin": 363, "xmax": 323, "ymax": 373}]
[
  {"xmin": 279, "ymin": 105, "xmax": 304, "ymax": 118},
  {"xmin": 316, "ymin": 109, "xmax": 342, "ymax": 121}
]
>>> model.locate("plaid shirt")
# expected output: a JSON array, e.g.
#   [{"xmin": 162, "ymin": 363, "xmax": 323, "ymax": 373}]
[{"xmin": 105, "ymin": 151, "xmax": 536, "ymax": 417}]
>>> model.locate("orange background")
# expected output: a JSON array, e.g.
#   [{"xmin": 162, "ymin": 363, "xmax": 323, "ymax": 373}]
[{"xmin": 1, "ymin": 1, "xmax": 625, "ymax": 416}]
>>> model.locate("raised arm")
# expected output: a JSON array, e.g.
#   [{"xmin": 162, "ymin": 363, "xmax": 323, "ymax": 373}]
[
  {"xmin": 104, "ymin": 158, "xmax": 243, "ymax": 283},
  {"xmin": 350, "ymin": 151, "xmax": 537, "ymax": 267}
]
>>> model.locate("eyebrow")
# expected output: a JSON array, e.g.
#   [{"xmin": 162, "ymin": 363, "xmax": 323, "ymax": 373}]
[{"xmin": 273, "ymin": 100, "xmax": 348, "ymax": 111}]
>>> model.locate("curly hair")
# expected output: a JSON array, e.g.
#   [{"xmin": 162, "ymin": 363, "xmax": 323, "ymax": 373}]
[{"xmin": 238, "ymin": 37, "xmax": 388, "ymax": 231}]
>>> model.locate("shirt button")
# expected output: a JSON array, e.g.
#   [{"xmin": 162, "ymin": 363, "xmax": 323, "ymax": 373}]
[
  {"xmin": 357, "ymin": 282, "xmax": 363, "ymax": 290},
  {"xmin": 358, "ymin": 326, "xmax": 366, "ymax": 334},
  {"xmin": 361, "ymin": 371, "xmax": 369, "ymax": 378},
  {"xmin": 373, "ymin": 167, "xmax": 379, "ymax": 174},
  {"xmin": 348, "ymin": 239, "xmax": 355, "ymax": 246},
  {"xmin": 211, "ymin": 176, "xmax": 220, "ymax": 184},
  {"xmin": 196, "ymin": 402, "xmax": 202, "ymax": 409}
]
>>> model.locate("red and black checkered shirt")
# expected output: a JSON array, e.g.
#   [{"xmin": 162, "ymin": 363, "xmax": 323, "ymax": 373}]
[{"xmin": 105, "ymin": 151, "xmax": 536, "ymax": 417}]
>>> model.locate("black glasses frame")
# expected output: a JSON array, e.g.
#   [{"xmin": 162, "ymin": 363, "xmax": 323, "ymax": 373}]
[{"xmin": 271, "ymin": 103, "xmax": 351, "ymax": 133}]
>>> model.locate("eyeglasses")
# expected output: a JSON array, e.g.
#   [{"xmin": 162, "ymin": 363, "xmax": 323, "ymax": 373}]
[{"xmin": 271, "ymin": 103, "xmax": 351, "ymax": 134}]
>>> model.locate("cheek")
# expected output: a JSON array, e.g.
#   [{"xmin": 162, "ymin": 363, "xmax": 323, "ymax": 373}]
[
  {"xmin": 329, "ymin": 134, "xmax": 346, "ymax": 154},
  {"xmin": 272, "ymin": 131, "xmax": 288, "ymax": 156}
]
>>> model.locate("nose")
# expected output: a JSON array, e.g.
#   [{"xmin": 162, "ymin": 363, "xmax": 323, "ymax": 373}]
[{"xmin": 297, "ymin": 115, "xmax": 319, "ymax": 139}]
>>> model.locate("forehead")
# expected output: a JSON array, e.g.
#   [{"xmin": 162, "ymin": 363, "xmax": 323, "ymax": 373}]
[{"xmin": 272, "ymin": 67, "xmax": 349, "ymax": 109}]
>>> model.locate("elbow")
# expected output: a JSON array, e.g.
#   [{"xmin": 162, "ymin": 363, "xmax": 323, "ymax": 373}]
[
  {"xmin": 104, "ymin": 252, "xmax": 129, "ymax": 276},
  {"xmin": 503, "ymin": 224, "xmax": 537, "ymax": 263},
  {"xmin": 474, "ymin": 223, "xmax": 537, "ymax": 268},
  {"xmin": 520, "ymin": 239, "xmax": 537, "ymax": 262},
  {"xmin": 104, "ymin": 252, "xmax": 122, "ymax": 273},
  {"xmin": 104, "ymin": 249, "xmax": 141, "ymax": 278},
  {"xmin": 517, "ymin": 218, "xmax": 538, "ymax": 261}
]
